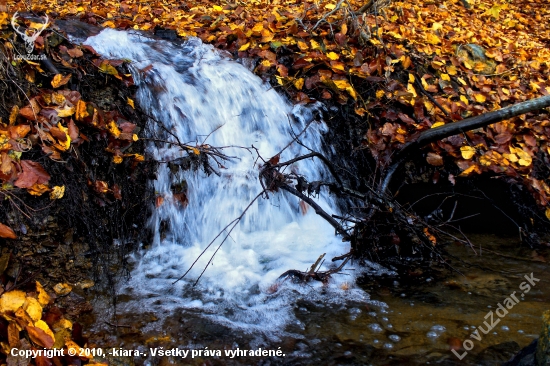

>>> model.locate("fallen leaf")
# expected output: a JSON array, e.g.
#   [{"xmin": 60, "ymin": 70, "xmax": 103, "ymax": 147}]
[
  {"xmin": 51, "ymin": 74, "xmax": 72, "ymax": 88},
  {"xmin": 52, "ymin": 283, "xmax": 72, "ymax": 296},
  {"xmin": 23, "ymin": 297, "xmax": 43, "ymax": 322},
  {"xmin": 14, "ymin": 161, "xmax": 50, "ymax": 189},
  {"xmin": 50, "ymin": 186, "xmax": 65, "ymax": 200},
  {"xmin": 460, "ymin": 146, "xmax": 476, "ymax": 160},
  {"xmin": 0, "ymin": 290, "xmax": 26, "ymax": 313},
  {"xmin": 26, "ymin": 325, "xmax": 54, "ymax": 348},
  {"xmin": 0, "ymin": 222, "xmax": 17, "ymax": 239}
]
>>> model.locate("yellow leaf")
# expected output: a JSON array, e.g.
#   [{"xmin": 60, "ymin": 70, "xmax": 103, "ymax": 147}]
[
  {"xmin": 53, "ymin": 123, "xmax": 71, "ymax": 151},
  {"xmin": 51, "ymin": 74, "xmax": 71, "ymax": 89},
  {"xmin": 441, "ymin": 73, "xmax": 450, "ymax": 81},
  {"xmin": 238, "ymin": 42, "xmax": 250, "ymax": 51},
  {"xmin": 56, "ymin": 105, "xmax": 75, "ymax": 118},
  {"xmin": 102, "ymin": 20, "xmax": 116, "ymax": 28},
  {"xmin": 325, "ymin": 3, "xmax": 336, "ymax": 10},
  {"xmin": 457, "ymin": 77, "xmax": 467, "ymax": 85},
  {"xmin": 310, "ymin": 39, "xmax": 321, "ymax": 50},
  {"xmin": 192, "ymin": 148, "xmax": 200, "ymax": 155},
  {"xmin": 447, "ymin": 65, "xmax": 457, "ymax": 76},
  {"xmin": 52, "ymin": 318, "xmax": 72, "ymax": 331},
  {"xmin": 132, "ymin": 134, "xmax": 139, "ymax": 141},
  {"xmin": 474, "ymin": 93, "xmax": 486, "ymax": 103},
  {"xmin": 376, "ymin": 90, "xmax": 385, "ymax": 99},
  {"xmin": 546, "ymin": 208, "xmax": 550, "ymax": 221},
  {"xmin": 0, "ymin": 290, "xmax": 26, "ymax": 313},
  {"xmin": 431, "ymin": 122, "xmax": 445, "ymax": 128},
  {"xmin": 127, "ymin": 98, "xmax": 135, "ymax": 109},
  {"xmin": 459, "ymin": 164, "xmax": 479, "ymax": 177},
  {"xmin": 460, "ymin": 95, "xmax": 469, "ymax": 105},
  {"xmin": 426, "ymin": 33, "xmax": 441, "ymax": 45},
  {"xmin": 294, "ymin": 78, "xmax": 304, "ymax": 90},
  {"xmin": 326, "ymin": 52, "xmax": 339, "ymax": 60},
  {"xmin": 66, "ymin": 340, "xmax": 93, "ymax": 359},
  {"xmin": 408, "ymin": 74, "xmax": 415, "ymax": 83},
  {"xmin": 49, "ymin": 185, "xmax": 65, "ymax": 200},
  {"xmin": 107, "ymin": 121, "xmax": 121, "ymax": 138},
  {"xmin": 407, "ymin": 83, "xmax": 417, "ymax": 98},
  {"xmin": 297, "ymin": 40, "xmax": 308, "ymax": 51},
  {"xmin": 212, "ymin": 5, "xmax": 223, "ymax": 12},
  {"xmin": 99, "ymin": 62, "xmax": 120, "ymax": 78},
  {"xmin": 432, "ymin": 22, "xmax": 443, "ymax": 31},
  {"xmin": 132, "ymin": 154, "xmax": 145, "ymax": 162},
  {"xmin": 113, "ymin": 155, "xmax": 123, "ymax": 164},
  {"xmin": 9, "ymin": 105, "xmax": 19, "ymax": 126},
  {"xmin": 515, "ymin": 148, "xmax": 532, "ymax": 166},
  {"xmin": 75, "ymin": 100, "xmax": 89, "ymax": 121},
  {"xmin": 333, "ymin": 79, "xmax": 357, "ymax": 99},
  {"xmin": 53, "ymin": 283, "xmax": 72, "ymax": 296},
  {"xmin": 23, "ymin": 297, "xmax": 42, "ymax": 322},
  {"xmin": 36, "ymin": 282, "xmax": 50, "ymax": 306},
  {"xmin": 252, "ymin": 23, "xmax": 263, "ymax": 32},
  {"xmin": 460, "ymin": 146, "xmax": 476, "ymax": 160}
]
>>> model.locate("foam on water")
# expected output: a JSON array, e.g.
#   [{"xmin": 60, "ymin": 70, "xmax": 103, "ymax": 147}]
[{"xmin": 84, "ymin": 29, "xmax": 388, "ymax": 333}]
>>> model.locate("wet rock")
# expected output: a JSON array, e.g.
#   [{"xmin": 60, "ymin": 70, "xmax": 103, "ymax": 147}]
[
  {"xmin": 503, "ymin": 339, "xmax": 537, "ymax": 366},
  {"xmin": 475, "ymin": 341, "xmax": 520, "ymax": 365}
]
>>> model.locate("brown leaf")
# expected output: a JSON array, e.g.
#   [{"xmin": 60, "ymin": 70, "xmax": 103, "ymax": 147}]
[
  {"xmin": 398, "ymin": 113, "xmax": 415, "ymax": 125},
  {"xmin": 267, "ymin": 154, "xmax": 280, "ymax": 165},
  {"xmin": 426, "ymin": 152, "xmax": 444, "ymax": 166},
  {"xmin": 8, "ymin": 125, "xmax": 30, "ymax": 139},
  {"xmin": 68, "ymin": 119, "xmax": 80, "ymax": 140},
  {"xmin": 93, "ymin": 180, "xmax": 109, "ymax": 194},
  {"xmin": 14, "ymin": 161, "xmax": 51, "ymax": 189},
  {"xmin": 26, "ymin": 325, "xmax": 54, "ymax": 348},
  {"xmin": 66, "ymin": 48, "xmax": 84, "ymax": 58},
  {"xmin": 0, "ymin": 222, "xmax": 17, "ymax": 239},
  {"xmin": 35, "ymin": 355, "xmax": 52, "ymax": 366},
  {"xmin": 7, "ymin": 322, "xmax": 21, "ymax": 348}
]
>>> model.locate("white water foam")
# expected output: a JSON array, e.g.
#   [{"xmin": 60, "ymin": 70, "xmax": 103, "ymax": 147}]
[{"xmin": 84, "ymin": 29, "xmax": 389, "ymax": 334}]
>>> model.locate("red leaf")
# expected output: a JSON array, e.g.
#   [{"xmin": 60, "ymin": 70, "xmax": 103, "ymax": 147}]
[
  {"xmin": 0, "ymin": 222, "xmax": 17, "ymax": 239},
  {"xmin": 14, "ymin": 161, "xmax": 50, "ymax": 189},
  {"xmin": 68, "ymin": 119, "xmax": 80, "ymax": 140}
]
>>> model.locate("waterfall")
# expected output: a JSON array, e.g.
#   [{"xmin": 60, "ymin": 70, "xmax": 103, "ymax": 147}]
[{"xmin": 83, "ymin": 28, "xmax": 381, "ymax": 333}]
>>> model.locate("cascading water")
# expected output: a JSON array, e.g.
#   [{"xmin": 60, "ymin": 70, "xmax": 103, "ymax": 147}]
[{"xmin": 83, "ymin": 28, "xmax": 387, "ymax": 334}]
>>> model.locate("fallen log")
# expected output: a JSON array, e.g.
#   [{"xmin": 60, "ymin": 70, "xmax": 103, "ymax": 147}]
[{"xmin": 380, "ymin": 94, "xmax": 550, "ymax": 195}]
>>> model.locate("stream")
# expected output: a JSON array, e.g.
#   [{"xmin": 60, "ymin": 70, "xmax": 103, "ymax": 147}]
[{"xmin": 66, "ymin": 27, "xmax": 549, "ymax": 365}]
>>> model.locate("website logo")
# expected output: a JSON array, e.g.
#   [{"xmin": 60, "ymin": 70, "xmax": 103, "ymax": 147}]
[{"xmin": 11, "ymin": 11, "xmax": 49, "ymax": 54}]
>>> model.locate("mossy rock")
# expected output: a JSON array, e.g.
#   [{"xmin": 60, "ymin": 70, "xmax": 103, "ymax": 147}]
[{"xmin": 537, "ymin": 310, "xmax": 550, "ymax": 366}]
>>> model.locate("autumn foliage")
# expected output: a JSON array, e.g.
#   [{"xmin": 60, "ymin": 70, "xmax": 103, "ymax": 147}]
[{"xmin": 1, "ymin": 0, "xmax": 550, "ymax": 226}]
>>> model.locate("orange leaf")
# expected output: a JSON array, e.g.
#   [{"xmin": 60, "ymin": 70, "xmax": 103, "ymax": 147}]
[
  {"xmin": 51, "ymin": 74, "xmax": 72, "ymax": 89},
  {"xmin": 0, "ymin": 222, "xmax": 17, "ymax": 239}
]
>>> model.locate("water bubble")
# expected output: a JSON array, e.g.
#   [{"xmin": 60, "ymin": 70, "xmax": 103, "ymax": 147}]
[
  {"xmin": 389, "ymin": 334, "xmax": 401, "ymax": 342},
  {"xmin": 368, "ymin": 323, "xmax": 384, "ymax": 333},
  {"xmin": 501, "ymin": 326, "xmax": 510, "ymax": 331},
  {"xmin": 381, "ymin": 317, "xmax": 389, "ymax": 322},
  {"xmin": 344, "ymin": 351, "xmax": 352, "ymax": 356},
  {"xmin": 383, "ymin": 343, "xmax": 394, "ymax": 349},
  {"xmin": 426, "ymin": 331, "xmax": 439, "ymax": 338},
  {"xmin": 518, "ymin": 330, "xmax": 524, "ymax": 334}
]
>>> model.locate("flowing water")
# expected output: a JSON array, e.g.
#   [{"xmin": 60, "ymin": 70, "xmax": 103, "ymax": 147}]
[
  {"xmin": 70, "ymin": 28, "xmax": 550, "ymax": 365},
  {"xmin": 82, "ymin": 28, "xmax": 392, "ymax": 335}
]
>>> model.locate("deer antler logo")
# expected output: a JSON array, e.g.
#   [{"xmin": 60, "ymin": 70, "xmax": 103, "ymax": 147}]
[{"xmin": 11, "ymin": 12, "xmax": 50, "ymax": 54}]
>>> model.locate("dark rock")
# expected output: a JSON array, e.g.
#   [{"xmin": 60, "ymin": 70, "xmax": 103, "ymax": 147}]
[
  {"xmin": 503, "ymin": 339, "xmax": 537, "ymax": 366},
  {"xmin": 475, "ymin": 341, "xmax": 521, "ymax": 366}
]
